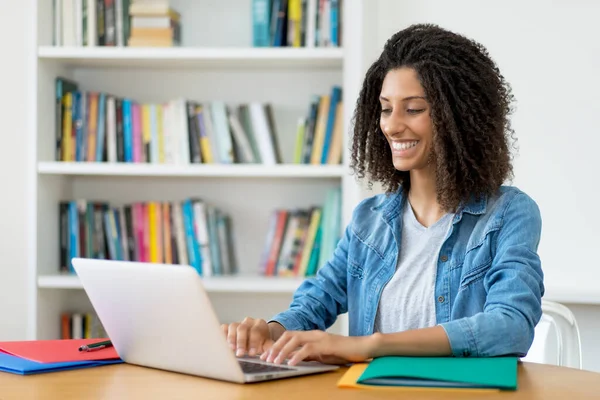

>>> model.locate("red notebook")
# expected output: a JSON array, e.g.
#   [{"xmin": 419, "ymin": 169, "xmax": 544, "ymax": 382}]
[{"xmin": 0, "ymin": 339, "xmax": 120, "ymax": 363}]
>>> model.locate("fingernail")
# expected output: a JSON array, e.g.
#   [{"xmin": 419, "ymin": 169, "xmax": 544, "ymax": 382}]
[
  {"xmin": 229, "ymin": 343, "xmax": 235, "ymax": 350},
  {"xmin": 249, "ymin": 348, "xmax": 256, "ymax": 356},
  {"xmin": 236, "ymin": 349, "xmax": 244, "ymax": 357}
]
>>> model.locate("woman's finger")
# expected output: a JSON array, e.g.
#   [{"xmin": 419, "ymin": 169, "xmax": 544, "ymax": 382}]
[
  {"xmin": 272, "ymin": 335, "xmax": 301, "ymax": 364},
  {"xmin": 267, "ymin": 335, "xmax": 297, "ymax": 363},
  {"xmin": 265, "ymin": 331, "xmax": 298, "ymax": 363},
  {"xmin": 266, "ymin": 332, "xmax": 291, "ymax": 356},
  {"xmin": 247, "ymin": 322, "xmax": 265, "ymax": 356},
  {"xmin": 226, "ymin": 323, "xmax": 239, "ymax": 350},
  {"xmin": 288, "ymin": 343, "xmax": 316, "ymax": 366},
  {"xmin": 236, "ymin": 323, "xmax": 251, "ymax": 356}
]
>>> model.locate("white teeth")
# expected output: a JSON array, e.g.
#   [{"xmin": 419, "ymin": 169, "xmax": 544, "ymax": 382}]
[{"xmin": 392, "ymin": 141, "xmax": 418, "ymax": 150}]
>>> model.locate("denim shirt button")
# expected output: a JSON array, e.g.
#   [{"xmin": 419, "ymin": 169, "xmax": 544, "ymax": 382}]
[
  {"xmin": 438, "ymin": 296, "xmax": 445, "ymax": 303},
  {"xmin": 440, "ymin": 255, "xmax": 448, "ymax": 262}
]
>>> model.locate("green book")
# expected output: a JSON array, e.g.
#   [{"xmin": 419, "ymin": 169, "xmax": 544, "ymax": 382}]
[{"xmin": 357, "ymin": 356, "xmax": 518, "ymax": 390}]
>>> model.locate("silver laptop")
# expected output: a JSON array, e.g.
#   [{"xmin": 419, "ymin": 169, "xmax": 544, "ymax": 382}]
[{"xmin": 71, "ymin": 258, "xmax": 338, "ymax": 383}]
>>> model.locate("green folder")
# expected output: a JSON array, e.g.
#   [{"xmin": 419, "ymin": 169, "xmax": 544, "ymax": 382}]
[{"xmin": 357, "ymin": 356, "xmax": 518, "ymax": 390}]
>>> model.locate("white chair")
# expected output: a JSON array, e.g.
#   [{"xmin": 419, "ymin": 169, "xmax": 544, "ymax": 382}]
[{"xmin": 523, "ymin": 300, "xmax": 583, "ymax": 369}]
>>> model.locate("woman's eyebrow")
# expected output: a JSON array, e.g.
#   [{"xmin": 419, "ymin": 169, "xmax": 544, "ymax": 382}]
[{"xmin": 379, "ymin": 95, "xmax": 426, "ymax": 102}]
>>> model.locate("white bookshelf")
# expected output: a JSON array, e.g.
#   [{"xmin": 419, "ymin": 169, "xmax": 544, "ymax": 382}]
[
  {"xmin": 38, "ymin": 162, "xmax": 346, "ymax": 178},
  {"xmin": 38, "ymin": 46, "xmax": 344, "ymax": 69},
  {"xmin": 38, "ymin": 274, "xmax": 304, "ymax": 293},
  {"xmin": 30, "ymin": 0, "xmax": 374, "ymax": 340}
]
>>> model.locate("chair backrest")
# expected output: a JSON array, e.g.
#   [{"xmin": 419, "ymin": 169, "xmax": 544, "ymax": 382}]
[{"xmin": 523, "ymin": 300, "xmax": 582, "ymax": 369}]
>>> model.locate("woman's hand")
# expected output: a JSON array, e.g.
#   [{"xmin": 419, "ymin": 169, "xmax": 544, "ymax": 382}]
[
  {"xmin": 221, "ymin": 318, "xmax": 285, "ymax": 357},
  {"xmin": 261, "ymin": 330, "xmax": 376, "ymax": 366}
]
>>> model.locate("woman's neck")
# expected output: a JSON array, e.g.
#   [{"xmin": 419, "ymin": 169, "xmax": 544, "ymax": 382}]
[{"xmin": 408, "ymin": 167, "xmax": 446, "ymax": 227}]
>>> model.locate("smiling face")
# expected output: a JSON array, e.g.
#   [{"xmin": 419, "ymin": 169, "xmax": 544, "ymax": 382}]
[{"xmin": 379, "ymin": 68, "xmax": 434, "ymax": 172}]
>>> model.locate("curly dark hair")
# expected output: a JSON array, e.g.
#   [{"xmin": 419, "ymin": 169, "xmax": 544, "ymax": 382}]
[{"xmin": 350, "ymin": 23, "xmax": 516, "ymax": 212}]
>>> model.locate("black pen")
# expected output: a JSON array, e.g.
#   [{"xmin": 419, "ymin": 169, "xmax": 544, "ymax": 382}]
[{"xmin": 78, "ymin": 340, "xmax": 113, "ymax": 352}]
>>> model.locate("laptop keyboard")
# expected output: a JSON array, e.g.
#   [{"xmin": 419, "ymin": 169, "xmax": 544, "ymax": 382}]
[{"xmin": 238, "ymin": 360, "xmax": 295, "ymax": 374}]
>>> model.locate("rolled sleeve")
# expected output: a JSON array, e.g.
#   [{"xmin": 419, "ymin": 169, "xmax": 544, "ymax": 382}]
[
  {"xmin": 269, "ymin": 311, "xmax": 308, "ymax": 332},
  {"xmin": 440, "ymin": 318, "xmax": 478, "ymax": 357}
]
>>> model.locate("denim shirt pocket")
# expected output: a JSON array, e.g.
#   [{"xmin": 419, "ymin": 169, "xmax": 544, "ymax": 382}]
[{"xmin": 459, "ymin": 227, "xmax": 500, "ymax": 289}]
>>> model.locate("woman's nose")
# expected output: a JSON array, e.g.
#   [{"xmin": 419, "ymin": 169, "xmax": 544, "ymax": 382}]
[{"xmin": 382, "ymin": 113, "xmax": 407, "ymax": 137}]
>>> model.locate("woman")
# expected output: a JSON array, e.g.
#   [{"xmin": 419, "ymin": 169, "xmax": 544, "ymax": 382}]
[{"xmin": 223, "ymin": 23, "xmax": 544, "ymax": 366}]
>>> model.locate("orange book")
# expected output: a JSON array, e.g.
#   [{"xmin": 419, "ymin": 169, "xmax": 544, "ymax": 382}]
[
  {"xmin": 62, "ymin": 93, "xmax": 73, "ymax": 161},
  {"xmin": 148, "ymin": 202, "xmax": 156, "ymax": 262},
  {"xmin": 87, "ymin": 92, "xmax": 98, "ymax": 162},
  {"xmin": 130, "ymin": 27, "xmax": 177, "ymax": 39},
  {"xmin": 61, "ymin": 313, "xmax": 70, "ymax": 339}
]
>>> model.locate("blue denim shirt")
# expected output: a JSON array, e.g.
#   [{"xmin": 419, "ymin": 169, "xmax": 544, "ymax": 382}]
[{"xmin": 271, "ymin": 185, "xmax": 544, "ymax": 357}]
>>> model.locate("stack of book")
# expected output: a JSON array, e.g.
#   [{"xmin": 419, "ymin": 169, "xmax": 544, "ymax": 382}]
[
  {"xmin": 252, "ymin": 0, "xmax": 343, "ymax": 47},
  {"xmin": 60, "ymin": 312, "xmax": 107, "ymax": 340},
  {"xmin": 128, "ymin": 0, "xmax": 181, "ymax": 47},
  {"xmin": 260, "ymin": 187, "xmax": 341, "ymax": 277},
  {"xmin": 53, "ymin": 0, "xmax": 132, "ymax": 47},
  {"xmin": 59, "ymin": 198, "xmax": 237, "ymax": 277},
  {"xmin": 294, "ymin": 85, "xmax": 343, "ymax": 165},
  {"xmin": 54, "ymin": 77, "xmax": 342, "ymax": 165}
]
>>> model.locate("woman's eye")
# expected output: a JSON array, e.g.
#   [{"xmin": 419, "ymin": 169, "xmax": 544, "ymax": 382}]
[
  {"xmin": 407, "ymin": 109, "xmax": 425, "ymax": 115},
  {"xmin": 381, "ymin": 108, "xmax": 392, "ymax": 114}
]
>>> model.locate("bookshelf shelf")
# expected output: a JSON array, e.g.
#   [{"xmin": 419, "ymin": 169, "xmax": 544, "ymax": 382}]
[
  {"xmin": 38, "ymin": 274, "xmax": 305, "ymax": 293},
  {"xmin": 37, "ymin": 162, "xmax": 346, "ymax": 178},
  {"xmin": 37, "ymin": 46, "xmax": 344, "ymax": 69}
]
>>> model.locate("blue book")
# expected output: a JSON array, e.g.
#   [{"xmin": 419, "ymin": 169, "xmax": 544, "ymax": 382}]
[
  {"xmin": 320, "ymin": 86, "xmax": 342, "ymax": 164},
  {"xmin": 0, "ymin": 352, "xmax": 122, "ymax": 375},
  {"xmin": 122, "ymin": 99, "xmax": 133, "ymax": 162},
  {"xmin": 272, "ymin": 0, "xmax": 286, "ymax": 46},
  {"xmin": 68, "ymin": 201, "xmax": 79, "ymax": 273},
  {"xmin": 96, "ymin": 93, "xmax": 106, "ymax": 161},
  {"xmin": 252, "ymin": 0, "xmax": 271, "ymax": 47},
  {"xmin": 182, "ymin": 200, "xmax": 202, "ymax": 275},
  {"xmin": 330, "ymin": 0, "xmax": 339, "ymax": 47},
  {"xmin": 112, "ymin": 208, "xmax": 123, "ymax": 261},
  {"xmin": 72, "ymin": 91, "xmax": 83, "ymax": 161}
]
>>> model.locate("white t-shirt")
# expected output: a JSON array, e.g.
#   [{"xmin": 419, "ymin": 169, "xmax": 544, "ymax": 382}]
[{"xmin": 373, "ymin": 200, "xmax": 454, "ymax": 333}]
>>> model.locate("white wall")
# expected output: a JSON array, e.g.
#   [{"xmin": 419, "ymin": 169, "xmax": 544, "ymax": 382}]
[
  {"xmin": 0, "ymin": 1, "xmax": 32, "ymax": 340},
  {"xmin": 373, "ymin": 0, "xmax": 600, "ymax": 371}
]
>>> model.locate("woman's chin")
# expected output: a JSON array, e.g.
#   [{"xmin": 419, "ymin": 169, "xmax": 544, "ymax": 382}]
[
  {"xmin": 392, "ymin": 159, "xmax": 416, "ymax": 172},
  {"xmin": 392, "ymin": 157, "xmax": 429, "ymax": 172}
]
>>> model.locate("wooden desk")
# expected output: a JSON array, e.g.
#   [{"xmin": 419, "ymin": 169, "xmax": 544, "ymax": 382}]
[{"xmin": 0, "ymin": 362, "xmax": 599, "ymax": 400}]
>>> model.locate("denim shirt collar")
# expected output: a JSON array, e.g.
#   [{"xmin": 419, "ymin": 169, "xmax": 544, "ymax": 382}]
[{"xmin": 371, "ymin": 186, "xmax": 489, "ymax": 224}]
